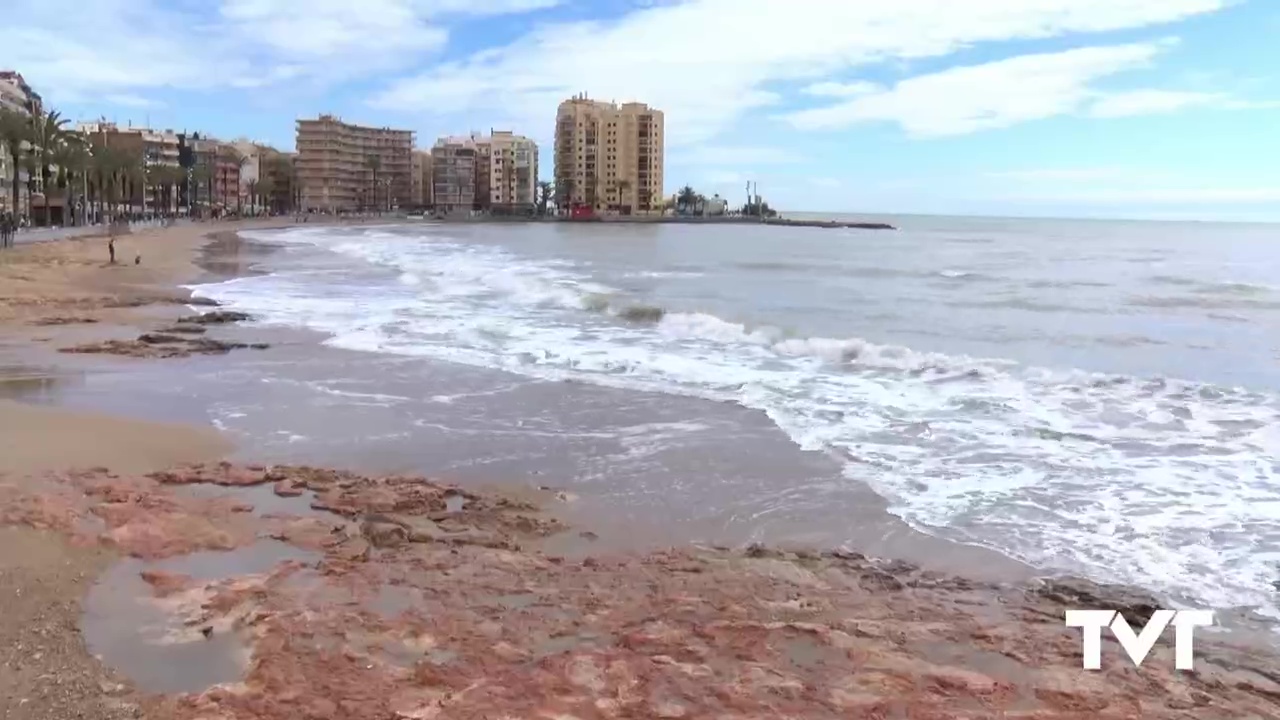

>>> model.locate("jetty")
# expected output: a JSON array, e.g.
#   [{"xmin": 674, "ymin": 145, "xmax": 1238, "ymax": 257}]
[{"xmin": 559, "ymin": 215, "xmax": 896, "ymax": 230}]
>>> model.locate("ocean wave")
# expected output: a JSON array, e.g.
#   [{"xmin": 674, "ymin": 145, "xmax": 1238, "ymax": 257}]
[{"xmin": 188, "ymin": 225, "xmax": 1280, "ymax": 623}]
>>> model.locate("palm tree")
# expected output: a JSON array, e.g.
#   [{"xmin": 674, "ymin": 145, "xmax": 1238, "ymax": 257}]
[
  {"xmin": 364, "ymin": 155, "xmax": 381, "ymax": 213},
  {"xmin": 0, "ymin": 107, "xmax": 31, "ymax": 219},
  {"xmin": 232, "ymin": 151, "xmax": 249, "ymax": 214},
  {"xmin": 192, "ymin": 163, "xmax": 214, "ymax": 217},
  {"xmin": 256, "ymin": 174, "xmax": 274, "ymax": 214},
  {"xmin": 50, "ymin": 133, "xmax": 90, "ymax": 225},
  {"xmin": 536, "ymin": 181, "xmax": 553, "ymax": 216},
  {"xmin": 676, "ymin": 185, "xmax": 698, "ymax": 214},
  {"xmin": 28, "ymin": 110, "xmax": 68, "ymax": 226},
  {"xmin": 117, "ymin": 151, "xmax": 145, "ymax": 217},
  {"xmin": 215, "ymin": 147, "xmax": 243, "ymax": 212},
  {"xmin": 616, "ymin": 179, "xmax": 631, "ymax": 215}
]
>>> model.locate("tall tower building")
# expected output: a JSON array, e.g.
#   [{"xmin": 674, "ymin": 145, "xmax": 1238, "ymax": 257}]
[{"xmin": 554, "ymin": 95, "xmax": 663, "ymax": 216}]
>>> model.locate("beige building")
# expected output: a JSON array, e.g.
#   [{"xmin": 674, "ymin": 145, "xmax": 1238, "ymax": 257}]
[
  {"xmin": 430, "ymin": 131, "xmax": 539, "ymax": 215},
  {"xmin": 430, "ymin": 135, "xmax": 477, "ymax": 214},
  {"xmin": 411, "ymin": 149, "xmax": 432, "ymax": 208},
  {"xmin": 478, "ymin": 131, "xmax": 538, "ymax": 214},
  {"xmin": 554, "ymin": 95, "xmax": 663, "ymax": 215},
  {"xmin": 295, "ymin": 115, "xmax": 415, "ymax": 211}
]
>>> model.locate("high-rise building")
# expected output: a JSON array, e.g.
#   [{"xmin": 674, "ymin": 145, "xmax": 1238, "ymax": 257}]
[
  {"xmin": 477, "ymin": 131, "xmax": 539, "ymax": 214},
  {"xmin": 430, "ymin": 131, "xmax": 538, "ymax": 215},
  {"xmin": 295, "ymin": 115, "xmax": 414, "ymax": 212},
  {"xmin": 431, "ymin": 136, "xmax": 478, "ymax": 215},
  {"xmin": 554, "ymin": 95, "xmax": 664, "ymax": 216}
]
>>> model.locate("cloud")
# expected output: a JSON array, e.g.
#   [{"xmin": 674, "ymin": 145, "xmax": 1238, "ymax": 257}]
[
  {"xmin": 1086, "ymin": 89, "xmax": 1225, "ymax": 117},
  {"xmin": 0, "ymin": 0, "xmax": 560, "ymax": 105},
  {"xmin": 1088, "ymin": 89, "xmax": 1280, "ymax": 116},
  {"xmin": 103, "ymin": 93, "xmax": 165, "ymax": 108},
  {"xmin": 801, "ymin": 81, "xmax": 883, "ymax": 98},
  {"xmin": 371, "ymin": 0, "xmax": 1228, "ymax": 145},
  {"xmin": 782, "ymin": 42, "xmax": 1175, "ymax": 135}
]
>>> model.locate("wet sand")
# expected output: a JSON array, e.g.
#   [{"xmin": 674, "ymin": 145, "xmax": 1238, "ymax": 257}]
[{"xmin": 2, "ymin": 223, "xmax": 1280, "ymax": 718}]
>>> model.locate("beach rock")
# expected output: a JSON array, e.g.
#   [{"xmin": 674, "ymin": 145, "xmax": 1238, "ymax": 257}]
[
  {"xmin": 59, "ymin": 335, "xmax": 269, "ymax": 359},
  {"xmin": 28, "ymin": 316, "xmax": 99, "ymax": 326},
  {"xmin": 1031, "ymin": 576, "xmax": 1162, "ymax": 624},
  {"xmin": 139, "ymin": 570, "xmax": 193, "ymax": 597},
  {"xmin": 187, "ymin": 338, "xmax": 270, "ymax": 353},
  {"xmin": 137, "ymin": 332, "xmax": 187, "ymax": 345},
  {"xmin": 15, "ymin": 462, "xmax": 1280, "ymax": 720},
  {"xmin": 156, "ymin": 324, "xmax": 207, "ymax": 335},
  {"xmin": 361, "ymin": 517, "xmax": 409, "ymax": 548},
  {"xmin": 175, "ymin": 310, "xmax": 252, "ymax": 325}
]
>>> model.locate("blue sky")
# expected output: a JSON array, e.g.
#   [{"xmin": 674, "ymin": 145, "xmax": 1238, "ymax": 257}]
[{"xmin": 4, "ymin": 0, "xmax": 1278, "ymax": 220}]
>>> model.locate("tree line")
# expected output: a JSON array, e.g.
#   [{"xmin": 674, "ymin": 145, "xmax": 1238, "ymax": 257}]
[{"xmin": 0, "ymin": 106, "xmax": 301, "ymax": 227}]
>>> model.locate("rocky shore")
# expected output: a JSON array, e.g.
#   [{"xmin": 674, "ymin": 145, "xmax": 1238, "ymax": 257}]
[
  {"xmin": 1, "ymin": 461, "xmax": 1279, "ymax": 718},
  {"xmin": 1, "ymin": 222, "xmax": 1279, "ymax": 719}
]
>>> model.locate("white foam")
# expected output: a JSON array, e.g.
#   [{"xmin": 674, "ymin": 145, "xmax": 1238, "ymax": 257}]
[{"xmin": 191, "ymin": 225, "xmax": 1280, "ymax": 621}]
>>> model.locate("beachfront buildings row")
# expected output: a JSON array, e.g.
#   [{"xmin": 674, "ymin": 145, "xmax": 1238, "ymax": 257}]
[
  {"xmin": 3, "ymin": 69, "xmax": 297, "ymax": 221},
  {"xmin": 293, "ymin": 115, "xmax": 541, "ymax": 215},
  {"xmin": 294, "ymin": 93, "xmax": 665, "ymax": 217},
  {"xmin": 74, "ymin": 121, "xmax": 293, "ymax": 219}
]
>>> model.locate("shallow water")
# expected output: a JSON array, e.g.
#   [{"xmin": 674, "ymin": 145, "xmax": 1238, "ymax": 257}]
[
  {"xmin": 82, "ymin": 540, "xmax": 318, "ymax": 693},
  {"xmin": 152, "ymin": 216, "xmax": 1280, "ymax": 623}
]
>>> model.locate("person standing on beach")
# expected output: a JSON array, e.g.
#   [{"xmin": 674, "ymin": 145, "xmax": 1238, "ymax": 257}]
[{"xmin": 107, "ymin": 236, "xmax": 116, "ymax": 264}]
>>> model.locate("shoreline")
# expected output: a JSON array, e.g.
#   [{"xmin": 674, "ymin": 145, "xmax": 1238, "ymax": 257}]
[{"xmin": 1, "ymin": 223, "xmax": 1279, "ymax": 717}]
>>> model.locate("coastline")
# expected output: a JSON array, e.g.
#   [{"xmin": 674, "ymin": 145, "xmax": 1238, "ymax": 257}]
[{"xmin": 2, "ymin": 223, "xmax": 1279, "ymax": 718}]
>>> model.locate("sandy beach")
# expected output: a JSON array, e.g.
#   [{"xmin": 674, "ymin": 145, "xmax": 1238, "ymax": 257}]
[{"xmin": 3, "ymin": 222, "xmax": 1280, "ymax": 719}]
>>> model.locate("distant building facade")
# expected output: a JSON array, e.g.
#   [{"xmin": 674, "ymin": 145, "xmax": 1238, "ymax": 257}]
[
  {"xmin": 430, "ymin": 131, "xmax": 539, "ymax": 215},
  {"xmin": 411, "ymin": 149, "xmax": 431, "ymax": 208},
  {"xmin": 295, "ymin": 115, "xmax": 414, "ymax": 211},
  {"xmin": 479, "ymin": 131, "xmax": 538, "ymax": 214},
  {"xmin": 1, "ymin": 71, "xmax": 42, "ymax": 215},
  {"xmin": 554, "ymin": 95, "xmax": 663, "ymax": 216},
  {"xmin": 431, "ymin": 136, "xmax": 477, "ymax": 214}
]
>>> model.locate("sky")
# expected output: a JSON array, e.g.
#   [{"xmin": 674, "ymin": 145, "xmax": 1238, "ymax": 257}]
[{"xmin": 3, "ymin": 0, "xmax": 1278, "ymax": 220}]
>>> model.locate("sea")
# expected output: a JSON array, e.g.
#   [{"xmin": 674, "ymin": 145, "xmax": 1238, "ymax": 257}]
[{"xmin": 183, "ymin": 214, "xmax": 1280, "ymax": 623}]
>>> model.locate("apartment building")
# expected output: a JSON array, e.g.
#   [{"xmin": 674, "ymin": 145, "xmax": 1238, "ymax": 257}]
[
  {"xmin": 1, "ymin": 71, "xmax": 41, "ymax": 215},
  {"xmin": 430, "ymin": 131, "xmax": 539, "ymax": 215},
  {"xmin": 0, "ymin": 71, "xmax": 40, "ymax": 114},
  {"xmin": 480, "ymin": 131, "xmax": 538, "ymax": 214},
  {"xmin": 411, "ymin": 149, "xmax": 431, "ymax": 208},
  {"xmin": 295, "ymin": 115, "xmax": 414, "ymax": 212},
  {"xmin": 80, "ymin": 122, "xmax": 147, "ymax": 211},
  {"xmin": 431, "ymin": 136, "xmax": 477, "ymax": 214},
  {"xmin": 554, "ymin": 94, "xmax": 664, "ymax": 216}
]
